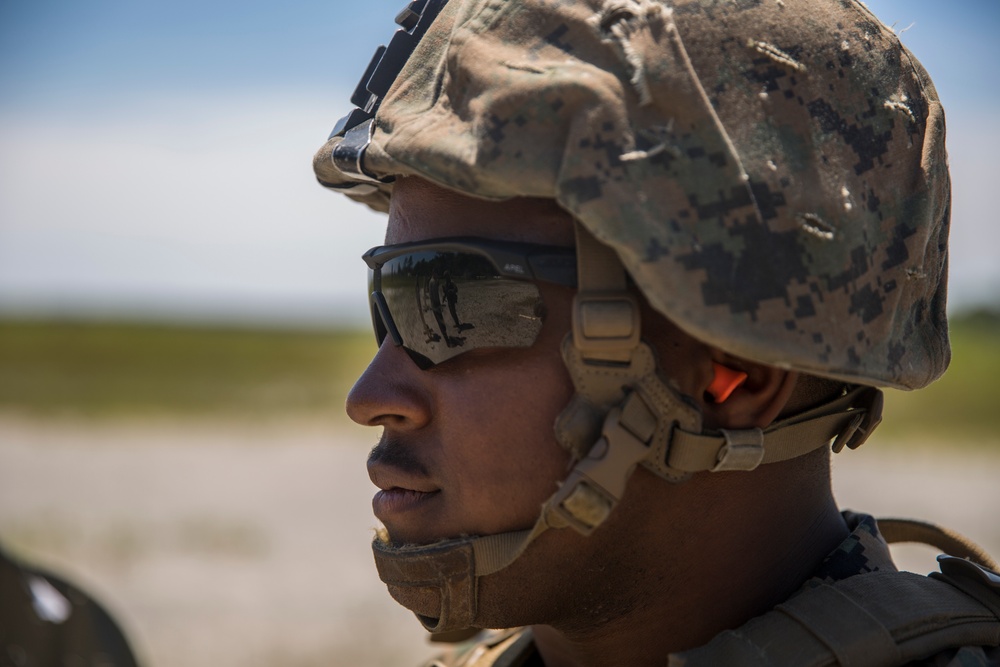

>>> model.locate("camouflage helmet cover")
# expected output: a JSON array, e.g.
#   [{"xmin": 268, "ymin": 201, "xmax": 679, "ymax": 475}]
[{"xmin": 314, "ymin": 0, "xmax": 951, "ymax": 390}]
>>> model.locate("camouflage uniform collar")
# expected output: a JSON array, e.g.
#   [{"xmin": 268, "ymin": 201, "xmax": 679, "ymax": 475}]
[{"xmin": 805, "ymin": 511, "xmax": 898, "ymax": 586}]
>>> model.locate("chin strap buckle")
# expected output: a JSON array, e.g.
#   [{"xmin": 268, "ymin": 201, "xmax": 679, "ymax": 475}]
[{"xmin": 548, "ymin": 393, "xmax": 657, "ymax": 535}]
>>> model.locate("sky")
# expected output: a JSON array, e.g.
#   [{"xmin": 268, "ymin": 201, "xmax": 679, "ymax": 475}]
[{"xmin": 1, "ymin": 0, "xmax": 998, "ymax": 327}]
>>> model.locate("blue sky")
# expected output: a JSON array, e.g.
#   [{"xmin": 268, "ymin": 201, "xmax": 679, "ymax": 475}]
[{"xmin": 1, "ymin": 1, "xmax": 997, "ymax": 326}]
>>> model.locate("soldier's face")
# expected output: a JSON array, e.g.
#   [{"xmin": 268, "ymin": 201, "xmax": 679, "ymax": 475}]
[{"xmin": 347, "ymin": 176, "xmax": 578, "ymax": 546}]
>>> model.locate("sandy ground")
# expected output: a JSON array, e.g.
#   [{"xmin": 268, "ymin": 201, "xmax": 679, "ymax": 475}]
[{"xmin": 1, "ymin": 416, "xmax": 998, "ymax": 667}]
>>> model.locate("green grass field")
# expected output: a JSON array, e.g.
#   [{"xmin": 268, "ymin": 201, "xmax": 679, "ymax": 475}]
[
  {"xmin": 0, "ymin": 321, "xmax": 375, "ymax": 420},
  {"xmin": 877, "ymin": 310, "xmax": 1000, "ymax": 444},
  {"xmin": 1, "ymin": 315, "xmax": 998, "ymax": 443}
]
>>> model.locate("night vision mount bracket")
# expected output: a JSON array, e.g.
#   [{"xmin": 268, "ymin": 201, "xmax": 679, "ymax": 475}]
[{"xmin": 325, "ymin": 0, "xmax": 449, "ymax": 190}]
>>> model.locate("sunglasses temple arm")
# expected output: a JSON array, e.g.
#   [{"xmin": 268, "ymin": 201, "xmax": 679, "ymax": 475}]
[{"xmin": 371, "ymin": 291, "xmax": 405, "ymax": 347}]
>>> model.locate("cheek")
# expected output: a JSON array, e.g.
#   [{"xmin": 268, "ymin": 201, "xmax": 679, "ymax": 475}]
[
  {"xmin": 438, "ymin": 336, "xmax": 575, "ymax": 528},
  {"xmin": 454, "ymin": 353, "xmax": 573, "ymax": 464}
]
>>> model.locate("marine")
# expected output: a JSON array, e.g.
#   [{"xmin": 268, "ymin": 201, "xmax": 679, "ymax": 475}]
[{"xmin": 313, "ymin": 0, "xmax": 1000, "ymax": 664}]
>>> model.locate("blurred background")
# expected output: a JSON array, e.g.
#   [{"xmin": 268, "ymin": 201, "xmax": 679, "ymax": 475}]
[{"xmin": 1, "ymin": 1, "xmax": 998, "ymax": 665}]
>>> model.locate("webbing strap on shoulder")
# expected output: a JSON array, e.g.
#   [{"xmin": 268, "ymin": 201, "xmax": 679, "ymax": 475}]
[{"xmin": 669, "ymin": 569, "xmax": 1000, "ymax": 667}]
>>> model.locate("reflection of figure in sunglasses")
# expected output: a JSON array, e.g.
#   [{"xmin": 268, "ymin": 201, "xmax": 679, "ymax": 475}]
[
  {"xmin": 317, "ymin": 2, "xmax": 998, "ymax": 666},
  {"xmin": 442, "ymin": 271, "xmax": 473, "ymax": 331},
  {"xmin": 426, "ymin": 269, "xmax": 457, "ymax": 347},
  {"xmin": 413, "ymin": 277, "xmax": 440, "ymax": 344}
]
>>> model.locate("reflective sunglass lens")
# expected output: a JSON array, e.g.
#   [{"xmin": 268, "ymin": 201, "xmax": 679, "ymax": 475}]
[{"xmin": 373, "ymin": 250, "xmax": 546, "ymax": 366}]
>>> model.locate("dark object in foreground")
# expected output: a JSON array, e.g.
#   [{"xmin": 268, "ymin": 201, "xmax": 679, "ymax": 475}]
[{"xmin": 0, "ymin": 542, "xmax": 141, "ymax": 666}]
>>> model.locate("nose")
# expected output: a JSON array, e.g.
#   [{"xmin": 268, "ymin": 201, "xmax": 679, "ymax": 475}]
[{"xmin": 345, "ymin": 337, "xmax": 432, "ymax": 430}]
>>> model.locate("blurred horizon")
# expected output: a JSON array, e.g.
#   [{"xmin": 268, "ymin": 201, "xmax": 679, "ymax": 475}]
[{"xmin": 1, "ymin": 0, "xmax": 998, "ymax": 329}]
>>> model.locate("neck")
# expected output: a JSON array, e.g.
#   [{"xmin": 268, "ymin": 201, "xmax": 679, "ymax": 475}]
[{"xmin": 532, "ymin": 452, "xmax": 846, "ymax": 667}]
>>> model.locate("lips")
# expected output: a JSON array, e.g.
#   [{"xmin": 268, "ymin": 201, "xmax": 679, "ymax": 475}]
[
  {"xmin": 368, "ymin": 457, "xmax": 441, "ymax": 525},
  {"xmin": 367, "ymin": 436, "xmax": 445, "ymax": 536},
  {"xmin": 372, "ymin": 487, "xmax": 440, "ymax": 519}
]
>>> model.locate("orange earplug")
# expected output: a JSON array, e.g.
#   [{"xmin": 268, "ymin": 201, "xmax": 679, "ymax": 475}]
[{"xmin": 706, "ymin": 362, "xmax": 748, "ymax": 403}]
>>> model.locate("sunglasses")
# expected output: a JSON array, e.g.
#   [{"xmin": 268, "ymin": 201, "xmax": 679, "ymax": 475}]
[{"xmin": 364, "ymin": 238, "xmax": 578, "ymax": 369}]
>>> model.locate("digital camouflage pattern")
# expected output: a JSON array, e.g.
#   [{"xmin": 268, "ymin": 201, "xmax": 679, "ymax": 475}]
[
  {"xmin": 418, "ymin": 514, "xmax": 1000, "ymax": 667},
  {"xmin": 314, "ymin": 0, "xmax": 951, "ymax": 390}
]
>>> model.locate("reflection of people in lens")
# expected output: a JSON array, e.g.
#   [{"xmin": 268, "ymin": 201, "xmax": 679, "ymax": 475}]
[
  {"xmin": 427, "ymin": 269, "xmax": 452, "ymax": 345},
  {"xmin": 442, "ymin": 271, "xmax": 474, "ymax": 331},
  {"xmin": 414, "ymin": 276, "xmax": 440, "ymax": 343}
]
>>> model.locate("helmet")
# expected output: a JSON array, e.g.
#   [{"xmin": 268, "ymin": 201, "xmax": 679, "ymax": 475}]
[
  {"xmin": 314, "ymin": 0, "xmax": 950, "ymax": 635},
  {"xmin": 315, "ymin": 0, "xmax": 951, "ymax": 391}
]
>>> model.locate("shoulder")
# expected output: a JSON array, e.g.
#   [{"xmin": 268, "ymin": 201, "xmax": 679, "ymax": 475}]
[
  {"xmin": 907, "ymin": 645, "xmax": 1000, "ymax": 666},
  {"xmin": 671, "ymin": 514, "xmax": 1000, "ymax": 667},
  {"xmin": 671, "ymin": 566, "xmax": 1000, "ymax": 666}
]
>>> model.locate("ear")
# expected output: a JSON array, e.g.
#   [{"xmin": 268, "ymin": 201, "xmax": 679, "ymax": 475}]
[{"xmin": 700, "ymin": 352, "xmax": 798, "ymax": 430}]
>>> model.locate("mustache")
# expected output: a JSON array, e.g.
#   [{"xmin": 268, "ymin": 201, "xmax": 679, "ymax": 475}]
[{"xmin": 367, "ymin": 437, "xmax": 431, "ymax": 478}]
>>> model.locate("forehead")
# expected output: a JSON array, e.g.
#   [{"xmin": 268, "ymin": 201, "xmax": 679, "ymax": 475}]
[{"xmin": 386, "ymin": 177, "xmax": 576, "ymax": 247}]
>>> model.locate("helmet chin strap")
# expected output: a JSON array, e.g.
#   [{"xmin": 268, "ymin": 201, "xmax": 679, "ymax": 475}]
[{"xmin": 371, "ymin": 221, "xmax": 884, "ymax": 636}]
